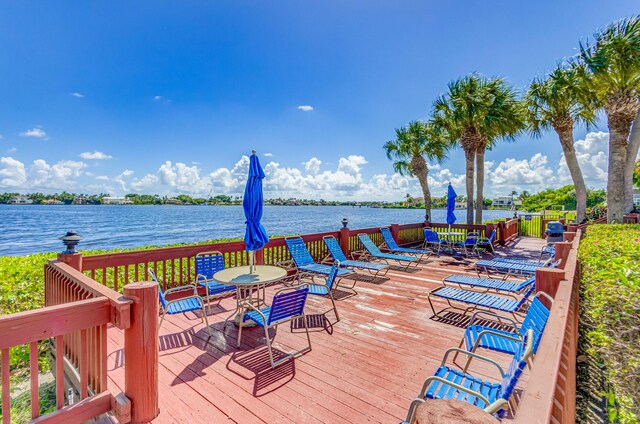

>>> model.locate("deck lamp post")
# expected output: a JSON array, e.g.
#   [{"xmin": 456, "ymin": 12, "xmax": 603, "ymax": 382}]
[
  {"xmin": 60, "ymin": 230, "xmax": 82, "ymax": 254},
  {"xmin": 341, "ymin": 218, "xmax": 348, "ymax": 228}
]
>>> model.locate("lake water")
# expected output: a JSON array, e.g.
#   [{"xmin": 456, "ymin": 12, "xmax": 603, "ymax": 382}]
[{"xmin": 1, "ymin": 205, "xmax": 514, "ymax": 256}]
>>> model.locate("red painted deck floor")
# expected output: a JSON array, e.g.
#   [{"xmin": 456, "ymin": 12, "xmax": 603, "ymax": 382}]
[{"xmin": 107, "ymin": 237, "xmax": 547, "ymax": 424}]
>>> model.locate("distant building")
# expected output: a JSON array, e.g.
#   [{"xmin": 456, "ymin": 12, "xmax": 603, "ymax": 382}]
[
  {"xmin": 11, "ymin": 195, "xmax": 33, "ymax": 204},
  {"xmin": 492, "ymin": 197, "xmax": 514, "ymax": 208},
  {"xmin": 406, "ymin": 197, "xmax": 424, "ymax": 207},
  {"xmin": 634, "ymin": 189, "xmax": 640, "ymax": 207},
  {"xmin": 42, "ymin": 199, "xmax": 64, "ymax": 205},
  {"xmin": 455, "ymin": 201, "xmax": 466, "ymax": 210},
  {"xmin": 103, "ymin": 196, "xmax": 134, "ymax": 205},
  {"xmin": 164, "ymin": 198, "xmax": 182, "ymax": 205},
  {"xmin": 73, "ymin": 196, "xmax": 88, "ymax": 205}
]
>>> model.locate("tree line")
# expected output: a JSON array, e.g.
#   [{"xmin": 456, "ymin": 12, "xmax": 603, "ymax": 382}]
[{"xmin": 385, "ymin": 16, "xmax": 640, "ymax": 225}]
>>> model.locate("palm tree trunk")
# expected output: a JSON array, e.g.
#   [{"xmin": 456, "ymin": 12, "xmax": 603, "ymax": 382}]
[
  {"xmin": 475, "ymin": 148, "xmax": 485, "ymax": 224},
  {"xmin": 416, "ymin": 170, "xmax": 431, "ymax": 222},
  {"xmin": 464, "ymin": 148, "xmax": 475, "ymax": 225},
  {"xmin": 557, "ymin": 129, "xmax": 588, "ymax": 223},
  {"xmin": 607, "ymin": 116, "xmax": 630, "ymax": 223},
  {"xmin": 624, "ymin": 110, "xmax": 640, "ymax": 212}
]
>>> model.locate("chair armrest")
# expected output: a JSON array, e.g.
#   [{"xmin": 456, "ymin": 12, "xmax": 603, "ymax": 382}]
[
  {"xmin": 417, "ymin": 375, "xmax": 491, "ymax": 406},
  {"xmin": 440, "ymin": 348, "xmax": 505, "ymax": 377},
  {"xmin": 484, "ymin": 398, "xmax": 509, "ymax": 415},
  {"xmin": 276, "ymin": 260, "xmax": 296, "ymax": 270},
  {"xmin": 476, "ymin": 328, "xmax": 522, "ymax": 345},
  {"xmin": 240, "ymin": 301, "xmax": 268, "ymax": 322},
  {"xmin": 164, "ymin": 285, "xmax": 198, "ymax": 296},
  {"xmin": 469, "ymin": 310, "xmax": 518, "ymax": 329}
]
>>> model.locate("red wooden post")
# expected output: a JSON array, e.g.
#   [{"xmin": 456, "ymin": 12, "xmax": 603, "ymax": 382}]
[
  {"xmin": 553, "ymin": 242, "xmax": 572, "ymax": 270},
  {"xmin": 339, "ymin": 227, "xmax": 350, "ymax": 258},
  {"xmin": 390, "ymin": 223, "xmax": 400, "ymax": 244},
  {"xmin": 563, "ymin": 232, "xmax": 577, "ymax": 242},
  {"xmin": 535, "ymin": 268, "xmax": 565, "ymax": 308},
  {"xmin": 124, "ymin": 282, "xmax": 159, "ymax": 423},
  {"xmin": 497, "ymin": 221, "xmax": 506, "ymax": 245},
  {"xmin": 57, "ymin": 252, "xmax": 83, "ymax": 271},
  {"xmin": 567, "ymin": 224, "xmax": 579, "ymax": 233},
  {"xmin": 254, "ymin": 248, "xmax": 264, "ymax": 265}
]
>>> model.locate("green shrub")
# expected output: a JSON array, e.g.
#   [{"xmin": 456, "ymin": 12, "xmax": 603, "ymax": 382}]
[{"xmin": 579, "ymin": 224, "xmax": 640, "ymax": 423}]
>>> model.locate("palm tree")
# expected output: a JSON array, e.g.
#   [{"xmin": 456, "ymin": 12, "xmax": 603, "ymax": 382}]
[
  {"xmin": 384, "ymin": 121, "xmax": 449, "ymax": 221},
  {"xmin": 432, "ymin": 74, "xmax": 525, "ymax": 224},
  {"xmin": 578, "ymin": 16, "xmax": 640, "ymax": 223},
  {"xmin": 526, "ymin": 65, "xmax": 596, "ymax": 223}
]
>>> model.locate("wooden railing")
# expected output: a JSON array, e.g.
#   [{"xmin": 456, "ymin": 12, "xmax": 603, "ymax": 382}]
[
  {"xmin": 515, "ymin": 229, "xmax": 582, "ymax": 423},
  {"xmin": 499, "ymin": 217, "xmax": 519, "ymax": 244},
  {"xmin": 0, "ymin": 260, "xmax": 132, "ymax": 424}
]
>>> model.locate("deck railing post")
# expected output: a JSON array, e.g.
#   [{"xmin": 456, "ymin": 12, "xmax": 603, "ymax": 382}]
[
  {"xmin": 57, "ymin": 252, "xmax": 83, "ymax": 272},
  {"xmin": 123, "ymin": 282, "xmax": 159, "ymax": 423},
  {"xmin": 535, "ymin": 268, "xmax": 566, "ymax": 307},
  {"xmin": 339, "ymin": 227, "xmax": 350, "ymax": 257},
  {"xmin": 497, "ymin": 221, "xmax": 506, "ymax": 245},
  {"xmin": 563, "ymin": 231, "xmax": 577, "ymax": 242},
  {"xmin": 390, "ymin": 223, "xmax": 399, "ymax": 244},
  {"xmin": 554, "ymin": 241, "xmax": 572, "ymax": 270},
  {"xmin": 255, "ymin": 248, "xmax": 264, "ymax": 265}
]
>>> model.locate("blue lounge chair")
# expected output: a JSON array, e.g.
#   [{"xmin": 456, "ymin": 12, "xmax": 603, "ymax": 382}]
[
  {"xmin": 452, "ymin": 232, "xmax": 479, "ymax": 256},
  {"xmin": 148, "ymin": 268, "xmax": 211, "ymax": 336},
  {"xmin": 356, "ymin": 233, "xmax": 418, "ymax": 271},
  {"xmin": 476, "ymin": 229, "xmax": 496, "ymax": 254},
  {"xmin": 427, "ymin": 282, "xmax": 536, "ymax": 322},
  {"xmin": 539, "ymin": 243, "xmax": 555, "ymax": 261},
  {"xmin": 379, "ymin": 227, "xmax": 432, "ymax": 261},
  {"xmin": 284, "ymin": 236, "xmax": 354, "ymax": 278},
  {"xmin": 404, "ymin": 329, "xmax": 535, "ymax": 423},
  {"xmin": 306, "ymin": 261, "xmax": 341, "ymax": 322},
  {"xmin": 195, "ymin": 251, "xmax": 236, "ymax": 307},
  {"xmin": 238, "ymin": 285, "xmax": 312, "ymax": 368},
  {"xmin": 454, "ymin": 294, "xmax": 553, "ymax": 371},
  {"xmin": 494, "ymin": 257, "xmax": 551, "ymax": 266},
  {"xmin": 475, "ymin": 258, "xmax": 559, "ymax": 279},
  {"xmin": 422, "ymin": 228, "xmax": 448, "ymax": 254},
  {"xmin": 322, "ymin": 236, "xmax": 389, "ymax": 277},
  {"xmin": 443, "ymin": 274, "xmax": 535, "ymax": 295}
]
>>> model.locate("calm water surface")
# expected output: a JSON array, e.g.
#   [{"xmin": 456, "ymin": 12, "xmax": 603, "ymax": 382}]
[{"xmin": 1, "ymin": 205, "xmax": 514, "ymax": 256}]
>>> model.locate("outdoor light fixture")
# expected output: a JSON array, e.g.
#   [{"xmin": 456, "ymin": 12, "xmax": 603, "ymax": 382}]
[
  {"xmin": 60, "ymin": 230, "xmax": 82, "ymax": 254},
  {"xmin": 341, "ymin": 218, "xmax": 348, "ymax": 228}
]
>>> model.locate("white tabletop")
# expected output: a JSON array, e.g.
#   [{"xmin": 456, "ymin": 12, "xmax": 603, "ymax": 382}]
[
  {"xmin": 213, "ymin": 265, "xmax": 287, "ymax": 287},
  {"xmin": 439, "ymin": 231, "xmax": 462, "ymax": 236}
]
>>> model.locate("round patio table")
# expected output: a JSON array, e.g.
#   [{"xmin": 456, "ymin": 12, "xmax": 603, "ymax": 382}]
[
  {"xmin": 214, "ymin": 265, "xmax": 288, "ymax": 327},
  {"xmin": 438, "ymin": 231, "xmax": 463, "ymax": 253}
]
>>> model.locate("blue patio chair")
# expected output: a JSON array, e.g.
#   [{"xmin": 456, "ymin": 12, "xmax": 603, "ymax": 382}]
[
  {"xmin": 476, "ymin": 229, "xmax": 496, "ymax": 254},
  {"xmin": 422, "ymin": 228, "xmax": 448, "ymax": 254},
  {"xmin": 453, "ymin": 232, "xmax": 479, "ymax": 256},
  {"xmin": 475, "ymin": 258, "xmax": 560, "ymax": 280},
  {"xmin": 443, "ymin": 274, "xmax": 535, "ymax": 295},
  {"xmin": 403, "ymin": 329, "xmax": 535, "ymax": 423},
  {"xmin": 238, "ymin": 285, "xmax": 312, "ymax": 368},
  {"xmin": 379, "ymin": 227, "xmax": 432, "ymax": 261},
  {"xmin": 494, "ymin": 256, "xmax": 552, "ymax": 266},
  {"xmin": 305, "ymin": 261, "xmax": 341, "ymax": 322},
  {"xmin": 454, "ymin": 294, "xmax": 554, "ymax": 371},
  {"xmin": 148, "ymin": 268, "xmax": 211, "ymax": 336},
  {"xmin": 356, "ymin": 233, "xmax": 418, "ymax": 271},
  {"xmin": 322, "ymin": 236, "xmax": 389, "ymax": 278},
  {"xmin": 427, "ymin": 282, "xmax": 537, "ymax": 323},
  {"xmin": 195, "ymin": 251, "xmax": 236, "ymax": 307},
  {"xmin": 284, "ymin": 236, "xmax": 354, "ymax": 279},
  {"xmin": 539, "ymin": 243, "xmax": 555, "ymax": 261}
]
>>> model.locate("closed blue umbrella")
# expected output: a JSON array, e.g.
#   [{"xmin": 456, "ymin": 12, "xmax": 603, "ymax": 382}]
[
  {"xmin": 446, "ymin": 183, "xmax": 457, "ymax": 228},
  {"xmin": 243, "ymin": 150, "xmax": 269, "ymax": 273}
]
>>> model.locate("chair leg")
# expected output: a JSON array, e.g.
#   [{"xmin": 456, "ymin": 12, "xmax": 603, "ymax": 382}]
[
  {"xmin": 327, "ymin": 292, "xmax": 340, "ymax": 322},
  {"xmin": 302, "ymin": 313, "xmax": 312, "ymax": 353},
  {"xmin": 265, "ymin": 325, "xmax": 276, "ymax": 368},
  {"xmin": 201, "ymin": 305, "xmax": 212, "ymax": 337},
  {"xmin": 237, "ymin": 320, "xmax": 243, "ymax": 348},
  {"xmin": 158, "ymin": 310, "xmax": 166, "ymax": 331}
]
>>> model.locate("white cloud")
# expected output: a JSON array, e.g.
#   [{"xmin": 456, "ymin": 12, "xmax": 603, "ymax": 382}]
[
  {"xmin": 130, "ymin": 174, "xmax": 159, "ymax": 191},
  {"xmin": 337, "ymin": 155, "xmax": 367, "ymax": 175},
  {"xmin": 79, "ymin": 151, "xmax": 113, "ymax": 160},
  {"xmin": 0, "ymin": 157, "xmax": 27, "ymax": 187},
  {"xmin": 263, "ymin": 153, "xmax": 273, "ymax": 157},
  {"xmin": 7, "ymin": 147, "xmax": 16, "ymax": 154},
  {"xmin": 95, "ymin": 175, "xmax": 110, "ymax": 181},
  {"xmin": 69, "ymin": 92, "xmax": 84, "ymax": 98},
  {"xmin": 303, "ymin": 157, "xmax": 322, "ymax": 175},
  {"xmin": 558, "ymin": 131, "xmax": 609, "ymax": 185},
  {"xmin": 153, "ymin": 95, "xmax": 171, "ymax": 105},
  {"xmin": 297, "ymin": 105, "xmax": 314, "ymax": 112},
  {"xmin": 29, "ymin": 160, "xmax": 87, "ymax": 189},
  {"xmin": 19, "ymin": 127, "xmax": 47, "ymax": 139}
]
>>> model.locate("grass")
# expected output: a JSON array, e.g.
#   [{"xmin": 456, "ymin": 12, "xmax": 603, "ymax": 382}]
[{"xmin": 578, "ymin": 224, "xmax": 640, "ymax": 423}]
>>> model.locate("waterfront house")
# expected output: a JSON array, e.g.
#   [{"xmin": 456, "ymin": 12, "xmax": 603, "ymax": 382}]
[
  {"xmin": 11, "ymin": 195, "xmax": 33, "ymax": 204},
  {"xmin": 102, "ymin": 196, "xmax": 134, "ymax": 205},
  {"xmin": 634, "ymin": 188, "xmax": 640, "ymax": 207},
  {"xmin": 492, "ymin": 196, "xmax": 514, "ymax": 208}
]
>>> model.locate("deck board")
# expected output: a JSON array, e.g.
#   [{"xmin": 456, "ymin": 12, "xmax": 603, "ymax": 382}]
[{"xmin": 107, "ymin": 237, "xmax": 547, "ymax": 423}]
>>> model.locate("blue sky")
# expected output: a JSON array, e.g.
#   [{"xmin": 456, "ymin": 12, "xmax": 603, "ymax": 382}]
[{"xmin": 0, "ymin": 1, "xmax": 636, "ymax": 200}]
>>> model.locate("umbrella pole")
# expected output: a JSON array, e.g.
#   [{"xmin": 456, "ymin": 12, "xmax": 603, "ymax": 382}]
[{"xmin": 249, "ymin": 251, "xmax": 255, "ymax": 274}]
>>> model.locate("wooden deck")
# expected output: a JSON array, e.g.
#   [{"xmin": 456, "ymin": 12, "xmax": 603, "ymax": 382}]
[{"xmin": 106, "ymin": 237, "xmax": 547, "ymax": 424}]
